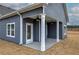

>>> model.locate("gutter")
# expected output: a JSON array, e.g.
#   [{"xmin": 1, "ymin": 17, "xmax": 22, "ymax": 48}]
[{"xmin": 17, "ymin": 12, "xmax": 23, "ymax": 44}]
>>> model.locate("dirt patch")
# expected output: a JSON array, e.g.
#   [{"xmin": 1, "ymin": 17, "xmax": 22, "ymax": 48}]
[
  {"xmin": 0, "ymin": 40, "xmax": 41, "ymax": 55},
  {"xmin": 43, "ymin": 31, "xmax": 79, "ymax": 55},
  {"xmin": 0, "ymin": 31, "xmax": 79, "ymax": 55}
]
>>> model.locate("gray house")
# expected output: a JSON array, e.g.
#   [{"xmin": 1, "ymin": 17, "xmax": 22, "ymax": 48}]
[{"xmin": 0, "ymin": 3, "xmax": 68, "ymax": 51}]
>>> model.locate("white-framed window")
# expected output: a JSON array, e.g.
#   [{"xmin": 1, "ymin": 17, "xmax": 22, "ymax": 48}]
[{"xmin": 6, "ymin": 22, "xmax": 15, "ymax": 38}]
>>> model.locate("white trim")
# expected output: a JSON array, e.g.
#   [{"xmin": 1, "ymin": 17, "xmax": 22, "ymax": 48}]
[
  {"xmin": 57, "ymin": 21, "xmax": 59, "ymax": 42},
  {"xmin": 46, "ymin": 22, "xmax": 48, "ymax": 39},
  {"xmin": 39, "ymin": 20, "xmax": 40, "ymax": 42},
  {"xmin": 6, "ymin": 22, "xmax": 15, "ymax": 38},
  {"xmin": 6, "ymin": 23, "xmax": 9, "ymax": 37},
  {"xmin": 41, "ymin": 14, "xmax": 46, "ymax": 51},
  {"xmin": 19, "ymin": 14, "xmax": 23, "ymax": 44},
  {"xmin": 17, "ymin": 12, "xmax": 23, "ymax": 44},
  {"xmin": 26, "ymin": 23, "xmax": 33, "ymax": 44},
  {"xmin": 43, "ymin": 5, "xmax": 45, "ymax": 14},
  {"xmin": 62, "ymin": 22, "xmax": 64, "ymax": 39}
]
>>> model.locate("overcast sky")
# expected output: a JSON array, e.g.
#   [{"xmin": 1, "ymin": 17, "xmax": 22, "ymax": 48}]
[
  {"xmin": 66, "ymin": 3, "xmax": 79, "ymax": 25},
  {"xmin": 0, "ymin": 3, "xmax": 79, "ymax": 25}
]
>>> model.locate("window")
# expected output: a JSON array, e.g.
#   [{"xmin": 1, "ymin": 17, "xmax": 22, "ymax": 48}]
[
  {"xmin": 64, "ymin": 25, "xmax": 67, "ymax": 35},
  {"xmin": 6, "ymin": 23, "xmax": 15, "ymax": 37}
]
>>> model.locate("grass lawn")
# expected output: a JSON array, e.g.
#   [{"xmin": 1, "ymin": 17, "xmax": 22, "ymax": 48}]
[{"xmin": 0, "ymin": 31, "xmax": 79, "ymax": 55}]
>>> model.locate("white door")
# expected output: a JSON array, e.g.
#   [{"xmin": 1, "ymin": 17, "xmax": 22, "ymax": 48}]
[{"xmin": 26, "ymin": 23, "xmax": 33, "ymax": 44}]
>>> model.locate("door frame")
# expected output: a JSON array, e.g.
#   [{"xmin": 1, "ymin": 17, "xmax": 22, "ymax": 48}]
[{"xmin": 26, "ymin": 23, "xmax": 33, "ymax": 44}]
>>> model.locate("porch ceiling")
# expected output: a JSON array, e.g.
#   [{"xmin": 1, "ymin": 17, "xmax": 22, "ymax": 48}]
[
  {"xmin": 23, "ymin": 14, "xmax": 57, "ymax": 22},
  {"xmin": 23, "ymin": 14, "xmax": 40, "ymax": 20},
  {"xmin": 45, "ymin": 15, "xmax": 56, "ymax": 22}
]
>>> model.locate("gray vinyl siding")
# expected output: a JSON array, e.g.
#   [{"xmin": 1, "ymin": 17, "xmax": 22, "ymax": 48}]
[
  {"xmin": 22, "ymin": 7, "xmax": 43, "ymax": 43},
  {"xmin": 47, "ymin": 22, "xmax": 63, "ymax": 39},
  {"xmin": 23, "ymin": 19, "xmax": 40, "ymax": 44},
  {"xmin": 0, "ymin": 15, "xmax": 20, "ymax": 44},
  {"xmin": 0, "ymin": 4, "xmax": 66, "ymax": 44},
  {"xmin": 47, "ymin": 22, "xmax": 56, "ymax": 39},
  {"xmin": 0, "ymin": 7, "xmax": 43, "ymax": 44},
  {"xmin": 33, "ymin": 20, "xmax": 40, "ymax": 42},
  {"xmin": 45, "ymin": 3, "xmax": 66, "ymax": 39},
  {"xmin": 45, "ymin": 3, "xmax": 66, "ymax": 24},
  {"xmin": 22, "ymin": 7, "xmax": 43, "ymax": 18},
  {"xmin": 59, "ymin": 22, "xmax": 63, "ymax": 39},
  {"xmin": 23, "ymin": 18, "xmax": 33, "ymax": 44}
]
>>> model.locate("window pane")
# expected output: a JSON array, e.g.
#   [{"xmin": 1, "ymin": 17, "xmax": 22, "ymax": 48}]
[
  {"xmin": 11, "ymin": 24, "xmax": 14, "ymax": 29},
  {"xmin": 8, "ymin": 24, "xmax": 10, "ymax": 29},
  {"xmin": 7, "ymin": 24, "xmax": 10, "ymax": 35},
  {"xmin": 11, "ymin": 31, "xmax": 14, "ymax": 36},
  {"xmin": 27, "ymin": 25, "xmax": 31, "ymax": 39},
  {"xmin": 11, "ymin": 24, "xmax": 15, "ymax": 36},
  {"xmin": 8, "ymin": 30, "xmax": 10, "ymax": 35}
]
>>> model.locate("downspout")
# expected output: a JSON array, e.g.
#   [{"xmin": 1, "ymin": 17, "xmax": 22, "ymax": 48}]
[{"xmin": 17, "ymin": 12, "xmax": 23, "ymax": 45}]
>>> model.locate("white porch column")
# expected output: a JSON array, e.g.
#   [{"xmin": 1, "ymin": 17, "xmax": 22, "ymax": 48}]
[
  {"xmin": 57, "ymin": 20, "xmax": 59, "ymax": 42},
  {"xmin": 19, "ymin": 15, "xmax": 23, "ymax": 44},
  {"xmin": 41, "ymin": 14, "xmax": 46, "ymax": 51}
]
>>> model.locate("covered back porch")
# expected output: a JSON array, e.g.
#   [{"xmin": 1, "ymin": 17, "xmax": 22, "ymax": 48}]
[{"xmin": 22, "ymin": 14, "xmax": 64, "ymax": 51}]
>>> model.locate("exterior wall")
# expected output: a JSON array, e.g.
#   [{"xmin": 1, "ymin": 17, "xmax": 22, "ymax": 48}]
[
  {"xmin": 47, "ymin": 22, "xmax": 56, "ymax": 39},
  {"xmin": 45, "ymin": 3, "xmax": 66, "ymax": 24},
  {"xmin": 33, "ymin": 20, "xmax": 40, "ymax": 42},
  {"xmin": 23, "ymin": 18, "xmax": 33, "ymax": 44},
  {"xmin": 22, "ymin": 7, "xmax": 43, "ymax": 43},
  {"xmin": 47, "ymin": 22, "xmax": 62, "ymax": 39},
  {"xmin": 0, "ymin": 7, "xmax": 43, "ymax": 44},
  {"xmin": 0, "ymin": 15, "xmax": 20, "ymax": 44},
  {"xmin": 0, "ymin": 4, "xmax": 66, "ymax": 44},
  {"xmin": 59, "ymin": 22, "xmax": 63, "ymax": 39},
  {"xmin": 22, "ymin": 7, "xmax": 43, "ymax": 18},
  {"xmin": 23, "ymin": 18, "xmax": 40, "ymax": 44},
  {"xmin": 45, "ymin": 3, "xmax": 66, "ymax": 39}
]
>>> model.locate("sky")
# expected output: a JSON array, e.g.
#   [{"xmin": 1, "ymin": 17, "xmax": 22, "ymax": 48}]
[
  {"xmin": 66, "ymin": 3, "xmax": 79, "ymax": 25},
  {"xmin": 0, "ymin": 3, "xmax": 79, "ymax": 25},
  {"xmin": 0, "ymin": 3, "xmax": 28, "ymax": 10}
]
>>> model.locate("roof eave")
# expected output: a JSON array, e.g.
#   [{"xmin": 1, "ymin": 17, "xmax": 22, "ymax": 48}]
[
  {"xmin": 62, "ymin": 3, "xmax": 69, "ymax": 23},
  {"xmin": 0, "ymin": 3, "xmax": 46, "ymax": 19}
]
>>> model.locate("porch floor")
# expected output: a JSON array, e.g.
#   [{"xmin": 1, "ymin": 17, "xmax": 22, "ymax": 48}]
[{"xmin": 24, "ymin": 38, "xmax": 57, "ymax": 51}]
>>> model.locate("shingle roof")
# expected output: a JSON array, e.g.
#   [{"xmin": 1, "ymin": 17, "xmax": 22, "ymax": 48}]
[{"xmin": 0, "ymin": 5, "xmax": 15, "ymax": 16}]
